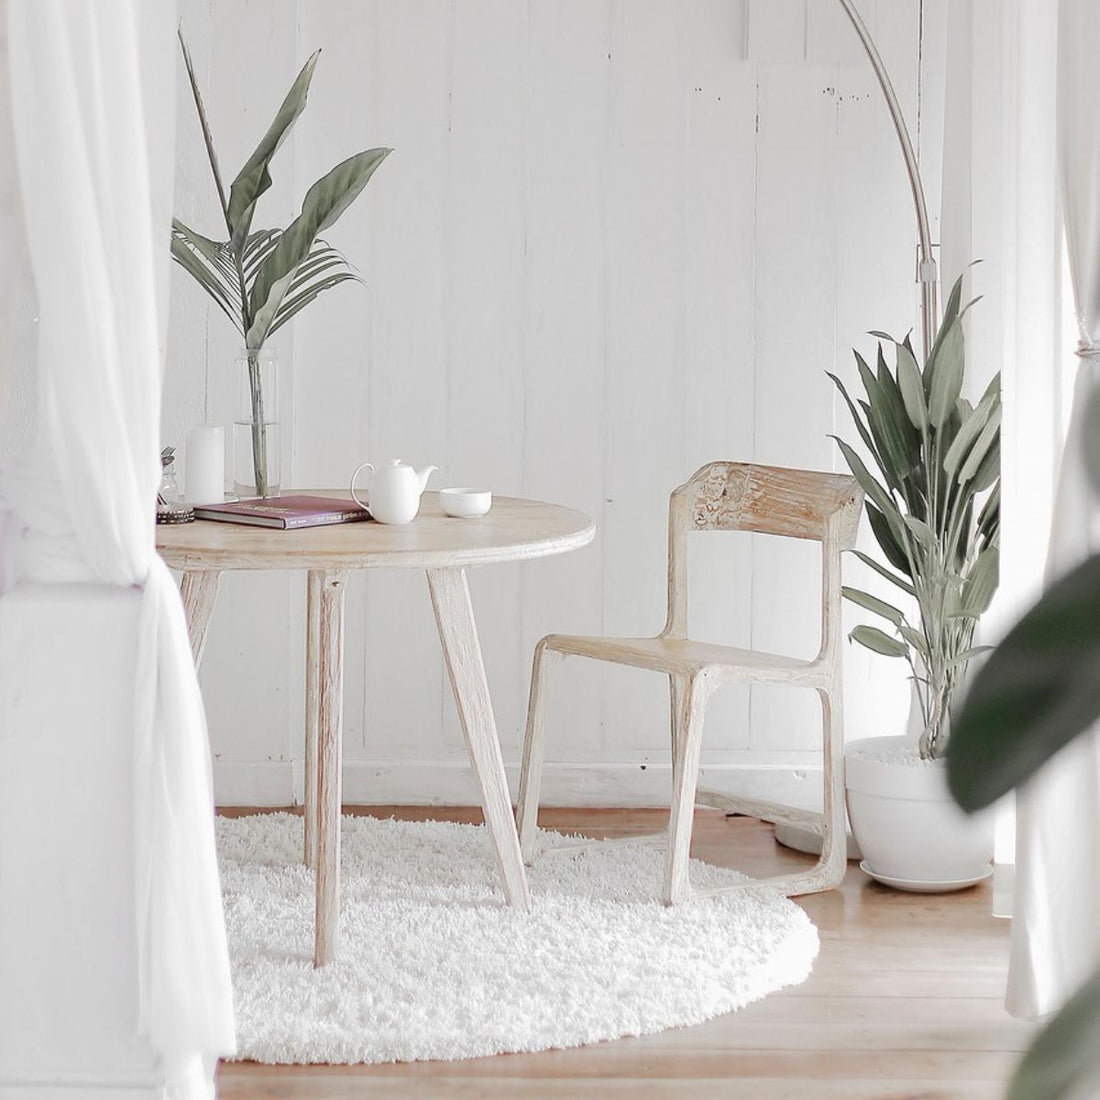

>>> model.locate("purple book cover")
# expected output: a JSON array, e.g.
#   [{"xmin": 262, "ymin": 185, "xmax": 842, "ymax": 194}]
[{"xmin": 193, "ymin": 495, "xmax": 370, "ymax": 529}]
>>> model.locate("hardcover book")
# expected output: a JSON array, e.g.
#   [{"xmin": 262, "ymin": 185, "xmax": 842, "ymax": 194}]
[{"xmin": 193, "ymin": 495, "xmax": 370, "ymax": 530}]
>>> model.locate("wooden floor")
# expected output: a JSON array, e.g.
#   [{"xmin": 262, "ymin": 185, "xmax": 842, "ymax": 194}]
[{"xmin": 218, "ymin": 806, "xmax": 1033, "ymax": 1100}]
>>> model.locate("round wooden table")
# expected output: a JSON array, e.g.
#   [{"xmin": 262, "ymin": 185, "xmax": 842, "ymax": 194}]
[{"xmin": 157, "ymin": 491, "xmax": 595, "ymax": 966}]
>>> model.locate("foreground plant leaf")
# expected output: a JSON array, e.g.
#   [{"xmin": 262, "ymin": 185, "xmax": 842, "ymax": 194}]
[
  {"xmin": 948, "ymin": 554, "xmax": 1100, "ymax": 811},
  {"xmin": 1007, "ymin": 964, "xmax": 1100, "ymax": 1100}
]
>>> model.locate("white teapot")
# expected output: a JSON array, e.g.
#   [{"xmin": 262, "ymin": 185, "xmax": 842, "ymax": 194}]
[{"xmin": 351, "ymin": 458, "xmax": 438, "ymax": 525}]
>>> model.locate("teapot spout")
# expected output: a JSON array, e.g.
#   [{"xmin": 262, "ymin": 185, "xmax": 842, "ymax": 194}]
[{"xmin": 416, "ymin": 465, "xmax": 439, "ymax": 494}]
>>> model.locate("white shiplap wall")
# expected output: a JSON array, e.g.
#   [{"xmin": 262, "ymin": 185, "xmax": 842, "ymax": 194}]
[
  {"xmin": 0, "ymin": 6, "xmax": 37, "ymax": 464},
  {"xmin": 165, "ymin": 0, "xmax": 933, "ymax": 808}
]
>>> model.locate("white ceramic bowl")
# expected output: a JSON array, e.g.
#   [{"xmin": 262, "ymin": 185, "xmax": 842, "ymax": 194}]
[{"xmin": 439, "ymin": 487, "xmax": 492, "ymax": 518}]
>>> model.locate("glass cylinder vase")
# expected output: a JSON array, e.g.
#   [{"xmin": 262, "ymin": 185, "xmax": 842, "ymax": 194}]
[{"xmin": 234, "ymin": 347, "xmax": 281, "ymax": 498}]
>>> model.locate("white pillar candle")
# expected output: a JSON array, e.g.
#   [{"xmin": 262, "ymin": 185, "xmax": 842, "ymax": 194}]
[{"xmin": 185, "ymin": 426, "xmax": 225, "ymax": 505}]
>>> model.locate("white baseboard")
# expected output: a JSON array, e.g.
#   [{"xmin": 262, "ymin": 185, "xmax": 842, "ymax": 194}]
[
  {"xmin": 212, "ymin": 760, "xmax": 296, "ymax": 806},
  {"xmin": 214, "ymin": 758, "xmax": 823, "ymax": 810}
]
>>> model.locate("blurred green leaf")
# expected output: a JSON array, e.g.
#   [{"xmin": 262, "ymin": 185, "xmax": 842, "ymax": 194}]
[
  {"xmin": 948, "ymin": 554, "xmax": 1100, "ymax": 810},
  {"xmin": 1007, "ymin": 963, "xmax": 1100, "ymax": 1100}
]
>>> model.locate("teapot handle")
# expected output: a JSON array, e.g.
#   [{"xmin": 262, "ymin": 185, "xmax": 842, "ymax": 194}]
[{"xmin": 350, "ymin": 462, "xmax": 374, "ymax": 512}]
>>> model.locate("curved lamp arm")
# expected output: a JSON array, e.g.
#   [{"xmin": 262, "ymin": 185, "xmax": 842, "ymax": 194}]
[{"xmin": 836, "ymin": 0, "xmax": 939, "ymax": 360}]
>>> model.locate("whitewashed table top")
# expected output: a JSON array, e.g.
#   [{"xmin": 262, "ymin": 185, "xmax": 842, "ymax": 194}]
[{"xmin": 156, "ymin": 491, "xmax": 595, "ymax": 571}]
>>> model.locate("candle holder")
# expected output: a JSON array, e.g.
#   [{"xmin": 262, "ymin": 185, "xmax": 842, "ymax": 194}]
[{"xmin": 157, "ymin": 446, "xmax": 195, "ymax": 524}]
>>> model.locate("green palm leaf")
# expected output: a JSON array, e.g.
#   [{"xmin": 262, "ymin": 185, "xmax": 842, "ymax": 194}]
[
  {"xmin": 852, "ymin": 550, "xmax": 916, "ymax": 596},
  {"xmin": 842, "ymin": 586, "xmax": 905, "ymax": 626},
  {"xmin": 850, "ymin": 625, "xmax": 908, "ymax": 658},
  {"xmin": 170, "ymin": 221, "xmax": 243, "ymax": 333},
  {"xmin": 866, "ymin": 502, "xmax": 913, "ymax": 577},
  {"xmin": 242, "ymin": 229, "xmax": 284, "ymax": 281},
  {"xmin": 927, "ymin": 319, "xmax": 965, "ymax": 428},
  {"xmin": 227, "ymin": 52, "xmax": 320, "ymax": 251},
  {"xmin": 924, "ymin": 271, "xmax": 967, "ymax": 387},
  {"xmin": 248, "ymin": 148, "xmax": 391, "ymax": 348},
  {"xmin": 896, "ymin": 341, "xmax": 928, "ymax": 430},
  {"xmin": 961, "ymin": 544, "xmax": 999, "ymax": 616},
  {"xmin": 269, "ymin": 270, "xmax": 362, "ymax": 338},
  {"xmin": 958, "ymin": 415, "xmax": 1000, "ymax": 484},
  {"xmin": 944, "ymin": 390, "xmax": 999, "ymax": 475}
]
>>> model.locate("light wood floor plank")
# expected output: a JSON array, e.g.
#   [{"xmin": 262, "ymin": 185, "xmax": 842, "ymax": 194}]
[{"xmin": 217, "ymin": 806, "xmax": 1031, "ymax": 1099}]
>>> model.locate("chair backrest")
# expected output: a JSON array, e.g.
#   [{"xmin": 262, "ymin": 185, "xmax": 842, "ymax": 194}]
[
  {"xmin": 674, "ymin": 461, "xmax": 862, "ymax": 544},
  {"xmin": 664, "ymin": 461, "xmax": 863, "ymax": 641}
]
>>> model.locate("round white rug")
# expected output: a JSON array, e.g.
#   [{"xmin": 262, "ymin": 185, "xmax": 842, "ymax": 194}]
[{"xmin": 217, "ymin": 812, "xmax": 819, "ymax": 1064}]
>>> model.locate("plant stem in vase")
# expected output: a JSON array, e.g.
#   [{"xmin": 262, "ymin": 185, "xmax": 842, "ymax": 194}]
[
  {"xmin": 248, "ymin": 350, "xmax": 267, "ymax": 496},
  {"xmin": 235, "ymin": 347, "xmax": 280, "ymax": 497}
]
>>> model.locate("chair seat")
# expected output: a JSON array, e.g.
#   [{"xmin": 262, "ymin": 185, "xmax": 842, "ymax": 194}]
[{"xmin": 542, "ymin": 633, "xmax": 825, "ymax": 685}]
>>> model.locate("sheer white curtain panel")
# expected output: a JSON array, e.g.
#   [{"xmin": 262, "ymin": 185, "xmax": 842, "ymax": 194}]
[
  {"xmin": 4, "ymin": 0, "xmax": 235, "ymax": 1093},
  {"xmin": 1008, "ymin": 0, "xmax": 1100, "ymax": 1022}
]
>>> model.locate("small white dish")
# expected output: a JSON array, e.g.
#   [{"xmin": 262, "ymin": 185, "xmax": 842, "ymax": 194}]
[
  {"xmin": 859, "ymin": 860, "xmax": 993, "ymax": 894},
  {"xmin": 439, "ymin": 487, "xmax": 492, "ymax": 518}
]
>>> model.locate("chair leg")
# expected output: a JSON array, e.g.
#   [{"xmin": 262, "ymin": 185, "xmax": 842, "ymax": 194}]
[
  {"xmin": 669, "ymin": 673, "xmax": 688, "ymax": 760},
  {"xmin": 516, "ymin": 640, "xmax": 562, "ymax": 862},
  {"xmin": 664, "ymin": 673, "xmax": 710, "ymax": 905},
  {"xmin": 814, "ymin": 680, "xmax": 847, "ymax": 890}
]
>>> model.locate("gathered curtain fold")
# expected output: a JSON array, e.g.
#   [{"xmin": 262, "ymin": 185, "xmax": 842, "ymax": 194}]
[{"xmin": 4, "ymin": 0, "xmax": 235, "ymax": 1093}]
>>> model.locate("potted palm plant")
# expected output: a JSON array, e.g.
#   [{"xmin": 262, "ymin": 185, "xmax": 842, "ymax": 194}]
[
  {"xmin": 171, "ymin": 35, "xmax": 390, "ymax": 497},
  {"xmin": 830, "ymin": 272, "xmax": 1001, "ymax": 889}
]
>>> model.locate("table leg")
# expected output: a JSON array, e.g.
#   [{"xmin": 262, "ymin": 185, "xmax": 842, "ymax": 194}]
[
  {"xmin": 313, "ymin": 570, "xmax": 347, "ymax": 967},
  {"xmin": 179, "ymin": 570, "xmax": 221, "ymax": 668},
  {"xmin": 427, "ymin": 567, "xmax": 531, "ymax": 911},
  {"xmin": 304, "ymin": 570, "xmax": 322, "ymax": 869}
]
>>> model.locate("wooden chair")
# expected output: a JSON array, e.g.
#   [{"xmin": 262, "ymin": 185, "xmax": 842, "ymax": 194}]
[{"xmin": 515, "ymin": 461, "xmax": 863, "ymax": 903}]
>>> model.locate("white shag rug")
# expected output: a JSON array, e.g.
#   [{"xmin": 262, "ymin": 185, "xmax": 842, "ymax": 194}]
[{"xmin": 218, "ymin": 813, "xmax": 819, "ymax": 1065}]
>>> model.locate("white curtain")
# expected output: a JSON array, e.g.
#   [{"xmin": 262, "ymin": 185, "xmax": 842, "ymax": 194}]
[
  {"xmin": 1007, "ymin": 0, "xmax": 1100, "ymax": 1021},
  {"xmin": 938, "ymin": 0, "xmax": 1100, "ymax": 1021},
  {"xmin": 3, "ymin": 0, "xmax": 234, "ymax": 1093}
]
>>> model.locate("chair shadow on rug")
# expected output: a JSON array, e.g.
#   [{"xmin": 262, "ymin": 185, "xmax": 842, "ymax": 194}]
[{"xmin": 515, "ymin": 461, "xmax": 863, "ymax": 905}]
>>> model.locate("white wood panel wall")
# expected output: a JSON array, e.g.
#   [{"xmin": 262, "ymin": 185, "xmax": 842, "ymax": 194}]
[
  {"xmin": 0, "ymin": 5, "xmax": 37, "ymax": 465},
  {"xmin": 165, "ymin": 0, "xmax": 930, "ymax": 809}
]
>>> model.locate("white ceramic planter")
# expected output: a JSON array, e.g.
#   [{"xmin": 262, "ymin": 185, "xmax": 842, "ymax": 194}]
[{"xmin": 845, "ymin": 736, "xmax": 994, "ymax": 890}]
